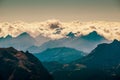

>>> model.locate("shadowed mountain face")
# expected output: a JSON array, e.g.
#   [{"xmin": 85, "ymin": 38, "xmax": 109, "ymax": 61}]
[
  {"xmin": 0, "ymin": 47, "xmax": 53, "ymax": 80},
  {"xmin": 43, "ymin": 40, "xmax": 120, "ymax": 80},
  {"xmin": 75, "ymin": 40, "xmax": 120, "ymax": 68},
  {"xmin": 34, "ymin": 47, "xmax": 84, "ymax": 63},
  {"xmin": 28, "ymin": 31, "xmax": 109, "ymax": 53}
]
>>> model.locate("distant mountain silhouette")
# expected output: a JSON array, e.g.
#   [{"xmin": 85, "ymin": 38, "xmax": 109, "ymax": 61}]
[
  {"xmin": 0, "ymin": 35, "xmax": 12, "ymax": 42},
  {"xmin": 66, "ymin": 32, "xmax": 75, "ymax": 38},
  {"xmin": 0, "ymin": 31, "xmax": 110, "ymax": 53},
  {"xmin": 0, "ymin": 32, "xmax": 35, "ymax": 51},
  {"xmin": 0, "ymin": 47, "xmax": 53, "ymax": 80},
  {"xmin": 81, "ymin": 31, "xmax": 105, "ymax": 41},
  {"xmin": 28, "ymin": 31, "xmax": 109, "ymax": 53},
  {"xmin": 34, "ymin": 47, "xmax": 84, "ymax": 63},
  {"xmin": 0, "ymin": 32, "xmax": 51, "ymax": 53}
]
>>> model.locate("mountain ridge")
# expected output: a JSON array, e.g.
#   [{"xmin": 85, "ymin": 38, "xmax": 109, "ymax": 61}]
[
  {"xmin": 29, "ymin": 31, "xmax": 109, "ymax": 53},
  {"xmin": 34, "ymin": 47, "xmax": 84, "ymax": 63}
]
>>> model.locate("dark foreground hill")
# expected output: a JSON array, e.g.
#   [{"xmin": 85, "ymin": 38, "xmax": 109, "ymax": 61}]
[{"xmin": 0, "ymin": 47, "xmax": 53, "ymax": 80}]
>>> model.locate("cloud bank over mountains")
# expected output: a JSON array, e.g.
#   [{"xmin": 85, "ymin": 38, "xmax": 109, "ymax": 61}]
[{"xmin": 0, "ymin": 19, "xmax": 120, "ymax": 40}]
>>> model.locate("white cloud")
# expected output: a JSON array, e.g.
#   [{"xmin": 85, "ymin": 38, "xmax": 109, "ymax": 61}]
[{"xmin": 0, "ymin": 20, "xmax": 120, "ymax": 40}]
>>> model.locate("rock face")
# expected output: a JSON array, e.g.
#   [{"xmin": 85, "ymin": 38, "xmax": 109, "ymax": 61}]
[{"xmin": 0, "ymin": 47, "xmax": 53, "ymax": 80}]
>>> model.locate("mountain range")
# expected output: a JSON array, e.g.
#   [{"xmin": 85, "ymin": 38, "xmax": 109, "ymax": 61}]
[
  {"xmin": 0, "ymin": 32, "xmax": 35, "ymax": 51},
  {"xmin": 0, "ymin": 20, "xmax": 120, "ymax": 80},
  {"xmin": 0, "ymin": 32, "xmax": 50, "ymax": 51},
  {"xmin": 43, "ymin": 40, "xmax": 120, "ymax": 80},
  {"xmin": 28, "ymin": 31, "xmax": 109, "ymax": 53},
  {"xmin": 0, "ymin": 31, "xmax": 110, "ymax": 53},
  {"xmin": 0, "ymin": 32, "xmax": 120, "ymax": 80}
]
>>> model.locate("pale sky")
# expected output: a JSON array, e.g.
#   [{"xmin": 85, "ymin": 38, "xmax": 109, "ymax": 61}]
[{"xmin": 0, "ymin": 0, "xmax": 120, "ymax": 22}]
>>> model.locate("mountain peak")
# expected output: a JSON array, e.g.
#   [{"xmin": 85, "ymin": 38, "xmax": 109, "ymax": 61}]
[
  {"xmin": 85, "ymin": 31, "xmax": 99, "ymax": 37},
  {"xmin": 112, "ymin": 39, "xmax": 120, "ymax": 44},
  {"xmin": 66, "ymin": 32, "xmax": 75, "ymax": 38},
  {"xmin": 5, "ymin": 34, "xmax": 12, "ymax": 39},
  {"xmin": 89, "ymin": 31, "xmax": 97, "ymax": 35},
  {"xmin": 91, "ymin": 39, "xmax": 120, "ymax": 55},
  {"xmin": 17, "ymin": 32, "xmax": 33, "ymax": 39},
  {"xmin": 18, "ymin": 32, "xmax": 29, "ymax": 36},
  {"xmin": 81, "ymin": 31, "xmax": 104, "ymax": 41}
]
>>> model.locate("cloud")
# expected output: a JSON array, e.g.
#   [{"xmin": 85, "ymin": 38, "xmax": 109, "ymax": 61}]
[{"xmin": 0, "ymin": 20, "xmax": 120, "ymax": 40}]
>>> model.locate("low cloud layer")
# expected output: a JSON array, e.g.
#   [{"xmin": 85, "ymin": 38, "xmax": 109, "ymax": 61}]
[{"xmin": 0, "ymin": 19, "xmax": 120, "ymax": 40}]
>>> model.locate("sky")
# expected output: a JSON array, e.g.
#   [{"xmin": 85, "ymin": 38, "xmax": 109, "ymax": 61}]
[{"xmin": 0, "ymin": 0, "xmax": 120, "ymax": 22}]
